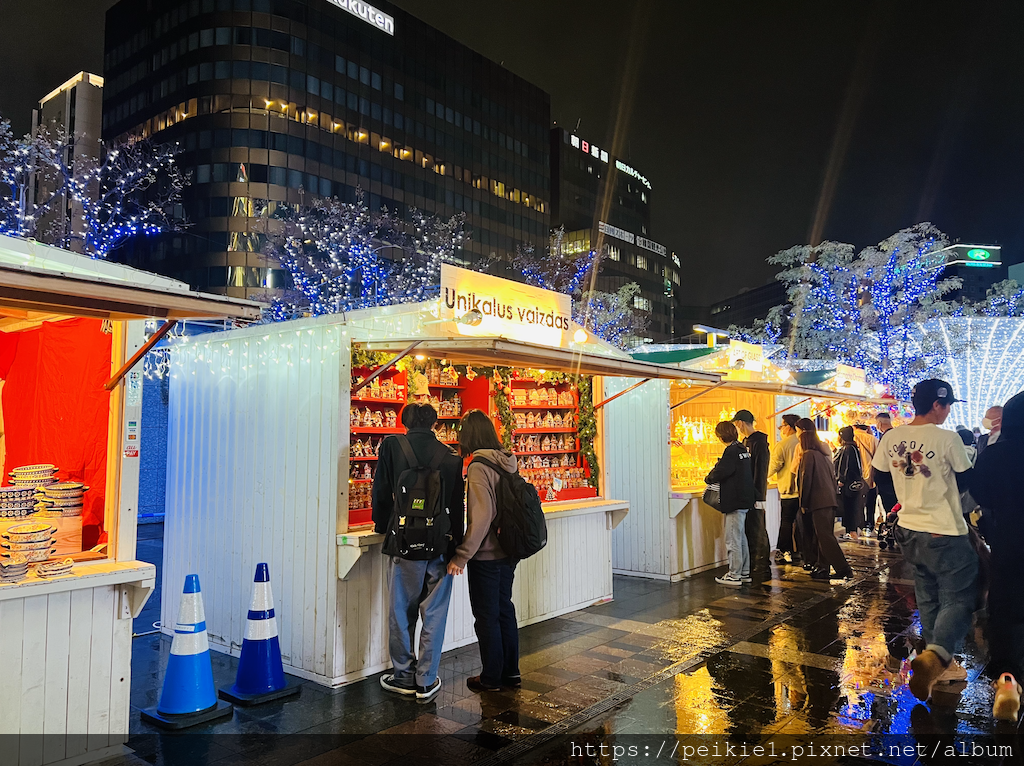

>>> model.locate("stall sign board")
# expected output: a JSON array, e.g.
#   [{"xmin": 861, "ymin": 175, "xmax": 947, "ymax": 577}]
[
  {"xmin": 440, "ymin": 264, "xmax": 572, "ymax": 348},
  {"xmin": 832, "ymin": 364, "xmax": 867, "ymax": 396},
  {"xmin": 727, "ymin": 340, "xmax": 765, "ymax": 374},
  {"xmin": 124, "ymin": 420, "xmax": 140, "ymax": 458}
]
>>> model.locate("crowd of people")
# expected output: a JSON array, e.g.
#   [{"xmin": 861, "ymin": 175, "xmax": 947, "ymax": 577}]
[
  {"xmin": 363, "ymin": 377, "xmax": 1024, "ymax": 727},
  {"xmin": 704, "ymin": 378, "xmax": 1024, "ymax": 723}
]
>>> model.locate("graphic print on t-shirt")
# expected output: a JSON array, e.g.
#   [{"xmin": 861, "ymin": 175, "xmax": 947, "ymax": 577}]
[{"xmin": 889, "ymin": 439, "xmax": 933, "ymax": 478}]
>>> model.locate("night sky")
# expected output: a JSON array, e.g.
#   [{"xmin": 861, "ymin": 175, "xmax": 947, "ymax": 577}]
[{"xmin": 2, "ymin": 0, "xmax": 1023, "ymax": 306}]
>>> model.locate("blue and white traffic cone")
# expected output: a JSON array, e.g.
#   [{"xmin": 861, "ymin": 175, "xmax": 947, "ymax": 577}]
[
  {"xmin": 219, "ymin": 563, "xmax": 301, "ymax": 705},
  {"xmin": 141, "ymin": 574, "xmax": 233, "ymax": 729}
]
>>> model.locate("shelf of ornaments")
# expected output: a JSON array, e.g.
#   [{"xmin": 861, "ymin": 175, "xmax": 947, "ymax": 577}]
[
  {"xmin": 513, "ymin": 428, "xmax": 578, "ymax": 434},
  {"xmin": 516, "ymin": 450, "xmax": 579, "ymax": 456},
  {"xmin": 351, "ymin": 396, "xmax": 406, "ymax": 405},
  {"xmin": 510, "ymin": 405, "xmax": 576, "ymax": 411},
  {"xmin": 350, "ymin": 456, "xmax": 378, "ymax": 462},
  {"xmin": 351, "ymin": 427, "xmax": 404, "ymax": 435},
  {"xmin": 435, "ymin": 415, "xmax": 463, "ymax": 420}
]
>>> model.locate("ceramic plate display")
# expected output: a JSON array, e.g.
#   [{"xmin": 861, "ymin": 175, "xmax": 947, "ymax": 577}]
[
  {"xmin": 44, "ymin": 481, "xmax": 84, "ymax": 492},
  {"xmin": 2, "ymin": 547, "xmax": 54, "ymax": 563},
  {"xmin": 2, "ymin": 538, "xmax": 56, "ymax": 552},
  {"xmin": 11, "ymin": 464, "xmax": 57, "ymax": 476},
  {"xmin": 4, "ymin": 521, "xmax": 56, "ymax": 542},
  {"xmin": 35, "ymin": 495, "xmax": 84, "ymax": 507},
  {"xmin": 36, "ymin": 558, "xmax": 74, "ymax": 578},
  {"xmin": 0, "ymin": 486, "xmax": 36, "ymax": 497}
]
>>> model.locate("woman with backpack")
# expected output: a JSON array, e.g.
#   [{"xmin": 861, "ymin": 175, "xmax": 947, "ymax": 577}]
[
  {"xmin": 448, "ymin": 409, "xmax": 522, "ymax": 692},
  {"xmin": 834, "ymin": 426, "xmax": 866, "ymax": 541},
  {"xmin": 705, "ymin": 420, "xmax": 755, "ymax": 587}
]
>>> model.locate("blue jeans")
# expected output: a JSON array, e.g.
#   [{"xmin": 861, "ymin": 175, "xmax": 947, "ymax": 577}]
[
  {"xmin": 895, "ymin": 526, "xmax": 979, "ymax": 662},
  {"xmin": 388, "ymin": 556, "xmax": 453, "ymax": 687},
  {"xmin": 467, "ymin": 558, "xmax": 520, "ymax": 687},
  {"xmin": 724, "ymin": 510, "xmax": 750, "ymax": 579}
]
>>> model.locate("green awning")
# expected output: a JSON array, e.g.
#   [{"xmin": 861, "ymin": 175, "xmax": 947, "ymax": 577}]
[
  {"xmin": 790, "ymin": 369, "xmax": 836, "ymax": 387},
  {"xmin": 630, "ymin": 347, "xmax": 719, "ymax": 365}
]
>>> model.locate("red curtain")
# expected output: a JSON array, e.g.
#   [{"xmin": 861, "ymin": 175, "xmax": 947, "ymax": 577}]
[{"xmin": 0, "ymin": 318, "xmax": 112, "ymax": 548}]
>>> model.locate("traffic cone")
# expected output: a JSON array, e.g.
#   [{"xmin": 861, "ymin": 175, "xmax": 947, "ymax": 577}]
[
  {"xmin": 219, "ymin": 563, "xmax": 301, "ymax": 705},
  {"xmin": 141, "ymin": 574, "xmax": 233, "ymax": 729}
]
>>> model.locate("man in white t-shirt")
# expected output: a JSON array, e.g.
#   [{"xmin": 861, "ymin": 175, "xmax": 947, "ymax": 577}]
[{"xmin": 871, "ymin": 379, "xmax": 978, "ymax": 702}]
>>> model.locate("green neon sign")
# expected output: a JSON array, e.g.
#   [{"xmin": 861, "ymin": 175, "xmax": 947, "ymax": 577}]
[{"xmin": 967, "ymin": 248, "xmax": 992, "ymax": 261}]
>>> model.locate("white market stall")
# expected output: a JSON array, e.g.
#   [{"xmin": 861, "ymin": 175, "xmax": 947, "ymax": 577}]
[
  {"xmin": 0, "ymin": 234, "xmax": 259, "ymax": 766},
  {"xmin": 605, "ymin": 343, "xmax": 884, "ymax": 581},
  {"xmin": 161, "ymin": 266, "xmax": 719, "ymax": 686}
]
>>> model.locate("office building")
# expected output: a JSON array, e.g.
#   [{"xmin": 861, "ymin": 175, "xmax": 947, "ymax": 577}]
[
  {"xmin": 102, "ymin": 0, "xmax": 551, "ymax": 297},
  {"xmin": 550, "ymin": 127, "xmax": 679, "ymax": 341},
  {"xmin": 708, "ymin": 281, "xmax": 787, "ymax": 331},
  {"xmin": 31, "ymin": 73, "xmax": 105, "ymax": 252}
]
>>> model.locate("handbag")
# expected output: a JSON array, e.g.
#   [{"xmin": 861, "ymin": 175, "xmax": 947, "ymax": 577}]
[
  {"xmin": 703, "ymin": 483, "xmax": 724, "ymax": 512},
  {"xmin": 843, "ymin": 479, "xmax": 864, "ymax": 498}
]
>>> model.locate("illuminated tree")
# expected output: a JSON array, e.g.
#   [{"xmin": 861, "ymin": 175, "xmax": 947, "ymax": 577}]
[
  {"xmin": 502, "ymin": 229, "xmax": 649, "ymax": 349},
  {"xmin": 265, "ymin": 190, "xmax": 465, "ymax": 317},
  {"xmin": 0, "ymin": 113, "xmax": 188, "ymax": 257},
  {"xmin": 750, "ymin": 223, "xmax": 968, "ymax": 397}
]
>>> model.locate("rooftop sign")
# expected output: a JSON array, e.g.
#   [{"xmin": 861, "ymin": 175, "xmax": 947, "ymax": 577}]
[
  {"xmin": 567, "ymin": 133, "xmax": 651, "ymax": 190},
  {"xmin": 327, "ymin": 0, "xmax": 395, "ymax": 35},
  {"xmin": 942, "ymin": 244, "xmax": 1001, "ymax": 269}
]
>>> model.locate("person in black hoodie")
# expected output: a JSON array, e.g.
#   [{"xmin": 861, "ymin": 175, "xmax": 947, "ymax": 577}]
[
  {"xmin": 732, "ymin": 409, "xmax": 771, "ymax": 583},
  {"xmin": 372, "ymin": 403, "xmax": 465, "ymax": 701},
  {"xmin": 706, "ymin": 420, "xmax": 756, "ymax": 587},
  {"xmin": 973, "ymin": 391, "xmax": 1024, "ymax": 721},
  {"xmin": 834, "ymin": 426, "xmax": 866, "ymax": 541}
]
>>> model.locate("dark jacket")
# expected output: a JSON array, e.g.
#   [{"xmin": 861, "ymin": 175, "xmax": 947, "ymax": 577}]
[
  {"xmin": 973, "ymin": 392, "xmax": 1024, "ymax": 566},
  {"xmin": 833, "ymin": 443, "xmax": 863, "ymax": 492},
  {"xmin": 705, "ymin": 442, "xmax": 756, "ymax": 513},
  {"xmin": 799, "ymin": 448, "xmax": 839, "ymax": 513},
  {"xmin": 371, "ymin": 428, "xmax": 466, "ymax": 560},
  {"xmin": 744, "ymin": 431, "xmax": 770, "ymax": 502}
]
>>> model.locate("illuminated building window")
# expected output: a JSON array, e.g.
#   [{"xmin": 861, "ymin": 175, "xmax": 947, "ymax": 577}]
[
  {"xmin": 636, "ymin": 255, "xmax": 648, "ymax": 271},
  {"xmin": 607, "ymin": 245, "xmax": 620, "ymax": 262},
  {"xmin": 633, "ymin": 296, "xmax": 652, "ymax": 311}
]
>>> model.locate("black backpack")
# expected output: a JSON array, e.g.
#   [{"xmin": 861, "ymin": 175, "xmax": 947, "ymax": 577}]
[
  {"xmin": 382, "ymin": 436, "xmax": 452, "ymax": 560},
  {"xmin": 470, "ymin": 456, "xmax": 547, "ymax": 561}
]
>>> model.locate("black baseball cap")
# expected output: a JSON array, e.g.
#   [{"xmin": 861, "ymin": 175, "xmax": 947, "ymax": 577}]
[
  {"xmin": 731, "ymin": 409, "xmax": 755, "ymax": 425},
  {"xmin": 911, "ymin": 379, "xmax": 964, "ymax": 411}
]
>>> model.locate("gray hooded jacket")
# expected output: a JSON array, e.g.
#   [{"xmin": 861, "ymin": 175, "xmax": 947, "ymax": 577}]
[{"xmin": 452, "ymin": 448, "xmax": 518, "ymax": 568}]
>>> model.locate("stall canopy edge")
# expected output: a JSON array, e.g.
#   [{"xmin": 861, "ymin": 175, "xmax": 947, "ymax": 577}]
[
  {"xmin": 359, "ymin": 337, "xmax": 722, "ymax": 382},
  {"xmin": 0, "ymin": 234, "xmax": 261, "ymax": 321}
]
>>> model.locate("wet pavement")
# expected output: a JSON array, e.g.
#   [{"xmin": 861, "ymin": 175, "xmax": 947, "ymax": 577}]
[{"xmin": 106, "ymin": 537, "xmax": 1022, "ymax": 766}]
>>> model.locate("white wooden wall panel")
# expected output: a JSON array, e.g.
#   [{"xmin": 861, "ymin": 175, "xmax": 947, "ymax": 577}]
[
  {"xmin": 0, "ymin": 585, "xmax": 132, "ymax": 764},
  {"xmin": 603, "ymin": 378, "xmax": 672, "ymax": 577},
  {"xmin": 331, "ymin": 510, "xmax": 614, "ymax": 686},
  {"xmin": 164, "ymin": 322, "xmax": 342, "ymax": 679}
]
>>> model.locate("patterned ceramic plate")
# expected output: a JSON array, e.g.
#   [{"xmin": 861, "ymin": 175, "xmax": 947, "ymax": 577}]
[
  {"xmin": 11, "ymin": 464, "xmax": 57, "ymax": 474},
  {"xmin": 4, "ymin": 522, "xmax": 55, "ymax": 541}
]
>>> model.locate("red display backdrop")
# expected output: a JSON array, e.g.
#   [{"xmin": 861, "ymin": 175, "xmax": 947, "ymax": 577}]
[{"xmin": 0, "ymin": 318, "xmax": 112, "ymax": 548}]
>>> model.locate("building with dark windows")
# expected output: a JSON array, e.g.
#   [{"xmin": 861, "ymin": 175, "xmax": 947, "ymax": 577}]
[
  {"xmin": 102, "ymin": 0, "xmax": 551, "ymax": 298},
  {"xmin": 30, "ymin": 72, "xmax": 105, "ymax": 252},
  {"xmin": 549, "ymin": 128, "xmax": 678, "ymax": 342},
  {"xmin": 708, "ymin": 280, "xmax": 787, "ymax": 331}
]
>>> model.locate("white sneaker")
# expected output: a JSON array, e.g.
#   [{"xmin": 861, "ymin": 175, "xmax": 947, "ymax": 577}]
[
  {"xmin": 380, "ymin": 673, "xmax": 417, "ymax": 696},
  {"xmin": 936, "ymin": 660, "xmax": 968, "ymax": 684},
  {"xmin": 715, "ymin": 574, "xmax": 743, "ymax": 587}
]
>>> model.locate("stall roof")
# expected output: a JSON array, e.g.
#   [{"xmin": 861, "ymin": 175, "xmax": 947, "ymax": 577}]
[
  {"xmin": 690, "ymin": 378, "xmax": 880, "ymax": 403},
  {"xmin": 0, "ymin": 234, "xmax": 261, "ymax": 322},
  {"xmin": 360, "ymin": 337, "xmax": 722, "ymax": 382}
]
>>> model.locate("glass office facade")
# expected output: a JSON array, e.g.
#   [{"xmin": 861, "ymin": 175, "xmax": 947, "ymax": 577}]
[
  {"xmin": 550, "ymin": 128, "xmax": 678, "ymax": 341},
  {"xmin": 102, "ymin": 0, "xmax": 551, "ymax": 297}
]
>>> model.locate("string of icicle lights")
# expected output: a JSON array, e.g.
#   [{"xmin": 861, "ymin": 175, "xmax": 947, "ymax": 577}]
[{"xmin": 936, "ymin": 316, "xmax": 1024, "ymax": 429}]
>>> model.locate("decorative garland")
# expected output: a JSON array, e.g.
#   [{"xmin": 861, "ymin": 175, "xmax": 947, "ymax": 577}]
[
  {"xmin": 491, "ymin": 366, "xmax": 515, "ymax": 451},
  {"xmin": 351, "ymin": 348, "xmax": 393, "ymax": 371},
  {"xmin": 577, "ymin": 376, "xmax": 600, "ymax": 491}
]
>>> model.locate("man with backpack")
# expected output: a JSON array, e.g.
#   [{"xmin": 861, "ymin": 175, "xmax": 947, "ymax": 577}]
[{"xmin": 372, "ymin": 403, "xmax": 465, "ymax": 701}]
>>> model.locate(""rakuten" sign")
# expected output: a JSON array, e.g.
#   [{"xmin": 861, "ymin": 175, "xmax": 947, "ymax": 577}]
[{"xmin": 327, "ymin": 0, "xmax": 395, "ymax": 35}]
